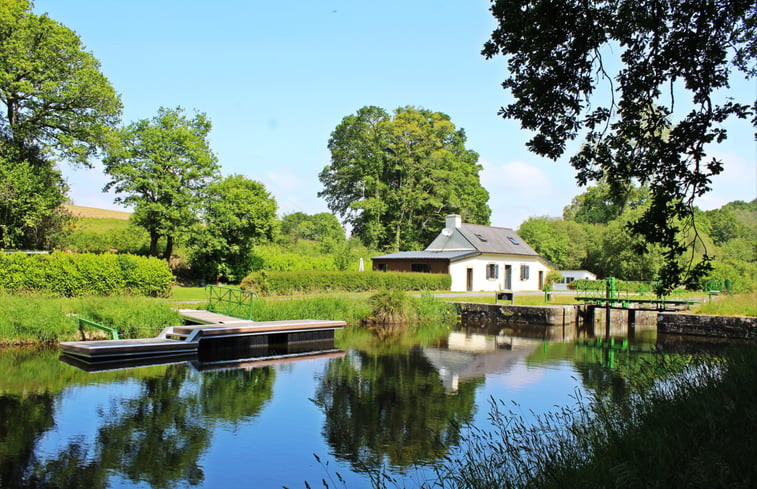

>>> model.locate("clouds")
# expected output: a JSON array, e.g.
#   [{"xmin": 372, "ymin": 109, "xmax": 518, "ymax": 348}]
[{"xmin": 480, "ymin": 159, "xmax": 579, "ymax": 229}]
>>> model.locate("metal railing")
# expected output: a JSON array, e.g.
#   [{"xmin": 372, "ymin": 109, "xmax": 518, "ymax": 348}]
[
  {"xmin": 74, "ymin": 315, "xmax": 119, "ymax": 340},
  {"xmin": 206, "ymin": 284, "xmax": 257, "ymax": 320}
]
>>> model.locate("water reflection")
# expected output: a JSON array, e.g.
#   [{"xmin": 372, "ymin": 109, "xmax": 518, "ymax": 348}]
[
  {"xmin": 423, "ymin": 331, "xmax": 541, "ymax": 392},
  {"xmin": 313, "ymin": 348, "xmax": 482, "ymax": 471},
  {"xmin": 0, "ymin": 323, "xmax": 732, "ymax": 488}
]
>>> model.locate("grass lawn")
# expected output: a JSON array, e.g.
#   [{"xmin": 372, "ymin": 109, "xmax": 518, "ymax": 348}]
[{"xmin": 691, "ymin": 292, "xmax": 757, "ymax": 317}]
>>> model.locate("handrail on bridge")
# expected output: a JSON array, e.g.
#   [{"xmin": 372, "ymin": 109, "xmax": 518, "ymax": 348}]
[
  {"xmin": 206, "ymin": 284, "xmax": 258, "ymax": 320},
  {"xmin": 73, "ymin": 315, "xmax": 120, "ymax": 340},
  {"xmin": 574, "ymin": 277, "xmax": 699, "ymax": 308}
]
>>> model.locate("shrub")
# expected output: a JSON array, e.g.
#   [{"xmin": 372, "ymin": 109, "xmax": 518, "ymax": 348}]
[
  {"xmin": 240, "ymin": 270, "xmax": 451, "ymax": 295},
  {"xmin": 0, "ymin": 252, "xmax": 174, "ymax": 297}
]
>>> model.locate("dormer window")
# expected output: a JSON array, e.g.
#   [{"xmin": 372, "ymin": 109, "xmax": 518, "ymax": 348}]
[{"xmin": 507, "ymin": 237, "xmax": 519, "ymax": 245}]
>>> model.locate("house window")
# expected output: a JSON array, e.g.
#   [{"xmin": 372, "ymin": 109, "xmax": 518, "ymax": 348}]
[
  {"xmin": 378, "ymin": 264, "xmax": 388, "ymax": 272},
  {"xmin": 411, "ymin": 263, "xmax": 431, "ymax": 273},
  {"xmin": 520, "ymin": 264, "xmax": 530, "ymax": 281},
  {"xmin": 507, "ymin": 236, "xmax": 519, "ymax": 245},
  {"xmin": 486, "ymin": 263, "xmax": 499, "ymax": 280}
]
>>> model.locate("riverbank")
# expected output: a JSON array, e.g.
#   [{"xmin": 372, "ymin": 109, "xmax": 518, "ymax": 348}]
[
  {"xmin": 0, "ymin": 291, "xmax": 456, "ymax": 344},
  {"xmin": 423, "ymin": 344, "xmax": 757, "ymax": 489}
]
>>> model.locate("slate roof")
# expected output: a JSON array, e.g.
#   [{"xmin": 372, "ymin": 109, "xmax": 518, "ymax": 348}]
[
  {"xmin": 458, "ymin": 223, "xmax": 540, "ymax": 256},
  {"xmin": 371, "ymin": 250, "xmax": 478, "ymax": 262}
]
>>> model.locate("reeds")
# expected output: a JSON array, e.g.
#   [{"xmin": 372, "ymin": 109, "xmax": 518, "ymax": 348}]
[{"xmin": 425, "ymin": 347, "xmax": 757, "ymax": 488}]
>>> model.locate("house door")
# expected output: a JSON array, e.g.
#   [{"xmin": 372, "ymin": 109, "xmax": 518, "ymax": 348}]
[
  {"xmin": 466, "ymin": 268, "xmax": 473, "ymax": 292},
  {"xmin": 538, "ymin": 270, "xmax": 544, "ymax": 290},
  {"xmin": 504, "ymin": 265, "xmax": 512, "ymax": 290}
]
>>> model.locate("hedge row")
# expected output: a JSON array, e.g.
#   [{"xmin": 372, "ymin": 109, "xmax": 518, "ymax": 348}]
[
  {"xmin": 0, "ymin": 252, "xmax": 174, "ymax": 297},
  {"xmin": 240, "ymin": 270, "xmax": 451, "ymax": 295}
]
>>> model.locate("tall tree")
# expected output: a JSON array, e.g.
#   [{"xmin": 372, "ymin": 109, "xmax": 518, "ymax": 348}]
[
  {"xmin": 0, "ymin": 0, "xmax": 121, "ymax": 165},
  {"xmin": 103, "ymin": 107, "xmax": 219, "ymax": 259},
  {"xmin": 280, "ymin": 211, "xmax": 345, "ymax": 243},
  {"xmin": 320, "ymin": 106, "xmax": 490, "ymax": 251},
  {"xmin": 0, "ymin": 0, "xmax": 120, "ymax": 249},
  {"xmin": 483, "ymin": 0, "xmax": 756, "ymax": 292},
  {"xmin": 190, "ymin": 174, "xmax": 278, "ymax": 282}
]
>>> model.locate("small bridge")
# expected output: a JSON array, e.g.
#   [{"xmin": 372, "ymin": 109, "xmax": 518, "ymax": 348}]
[{"xmin": 574, "ymin": 277, "xmax": 701, "ymax": 310}]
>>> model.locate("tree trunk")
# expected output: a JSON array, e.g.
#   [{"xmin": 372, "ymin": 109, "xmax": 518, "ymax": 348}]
[
  {"xmin": 149, "ymin": 232, "xmax": 160, "ymax": 257},
  {"xmin": 165, "ymin": 235, "xmax": 174, "ymax": 262}
]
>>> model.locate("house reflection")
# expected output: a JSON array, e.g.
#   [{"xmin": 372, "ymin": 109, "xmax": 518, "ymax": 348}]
[{"xmin": 423, "ymin": 331, "xmax": 541, "ymax": 392}]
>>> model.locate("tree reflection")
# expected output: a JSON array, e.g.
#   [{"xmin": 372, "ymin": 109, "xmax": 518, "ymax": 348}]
[
  {"xmin": 0, "ymin": 362, "xmax": 275, "ymax": 489},
  {"xmin": 313, "ymin": 349, "xmax": 481, "ymax": 471}
]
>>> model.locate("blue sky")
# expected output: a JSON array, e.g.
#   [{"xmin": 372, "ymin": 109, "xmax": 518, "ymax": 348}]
[{"xmin": 35, "ymin": 0, "xmax": 756, "ymax": 230}]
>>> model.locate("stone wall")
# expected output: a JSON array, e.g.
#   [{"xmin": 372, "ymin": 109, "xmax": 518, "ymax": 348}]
[{"xmin": 658, "ymin": 313, "xmax": 756, "ymax": 340}]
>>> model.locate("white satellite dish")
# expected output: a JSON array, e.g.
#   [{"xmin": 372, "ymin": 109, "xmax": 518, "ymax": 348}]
[{"xmin": 441, "ymin": 228, "xmax": 453, "ymax": 237}]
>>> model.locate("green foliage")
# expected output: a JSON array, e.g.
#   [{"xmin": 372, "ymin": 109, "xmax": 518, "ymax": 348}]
[
  {"xmin": 279, "ymin": 211, "xmax": 345, "ymax": 243},
  {"xmin": 518, "ymin": 217, "xmax": 589, "ymax": 270},
  {"xmin": 0, "ymin": 0, "xmax": 122, "ymax": 165},
  {"xmin": 484, "ymin": 0, "xmax": 756, "ymax": 292},
  {"xmin": 189, "ymin": 174, "xmax": 278, "ymax": 282},
  {"xmin": 103, "ymin": 107, "xmax": 220, "ymax": 259},
  {"xmin": 543, "ymin": 270, "xmax": 562, "ymax": 291},
  {"xmin": 368, "ymin": 289, "xmax": 411, "ymax": 324},
  {"xmin": 428, "ymin": 348, "xmax": 757, "ymax": 488},
  {"xmin": 320, "ymin": 105, "xmax": 490, "ymax": 251},
  {"xmin": 0, "ymin": 152, "xmax": 73, "ymax": 249},
  {"xmin": 0, "ymin": 294, "xmax": 180, "ymax": 343},
  {"xmin": 249, "ymin": 244, "xmax": 339, "ymax": 272},
  {"xmin": 692, "ymin": 293, "xmax": 757, "ymax": 317},
  {"xmin": 240, "ymin": 270, "xmax": 451, "ymax": 295},
  {"xmin": 251, "ymin": 295, "xmax": 372, "ymax": 323},
  {"xmin": 61, "ymin": 217, "xmax": 150, "ymax": 254},
  {"xmin": 0, "ymin": 252, "xmax": 174, "ymax": 297}
]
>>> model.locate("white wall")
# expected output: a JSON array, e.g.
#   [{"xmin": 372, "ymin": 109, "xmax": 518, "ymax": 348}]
[{"xmin": 448, "ymin": 254, "xmax": 552, "ymax": 292}]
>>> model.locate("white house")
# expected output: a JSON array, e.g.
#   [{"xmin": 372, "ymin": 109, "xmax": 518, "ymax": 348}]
[
  {"xmin": 371, "ymin": 215, "xmax": 554, "ymax": 292},
  {"xmin": 552, "ymin": 270, "xmax": 598, "ymax": 290}
]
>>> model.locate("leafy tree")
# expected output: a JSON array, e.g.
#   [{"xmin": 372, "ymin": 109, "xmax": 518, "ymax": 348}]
[
  {"xmin": 0, "ymin": 0, "xmax": 121, "ymax": 165},
  {"xmin": 563, "ymin": 181, "xmax": 649, "ymax": 225},
  {"xmin": 703, "ymin": 207, "xmax": 750, "ymax": 245},
  {"xmin": 0, "ymin": 148, "xmax": 71, "ymax": 249},
  {"xmin": 190, "ymin": 174, "xmax": 278, "ymax": 282},
  {"xmin": 319, "ymin": 106, "xmax": 490, "ymax": 251},
  {"xmin": 518, "ymin": 216, "xmax": 589, "ymax": 270},
  {"xmin": 0, "ymin": 0, "xmax": 120, "ymax": 249},
  {"xmin": 103, "ymin": 107, "xmax": 219, "ymax": 260},
  {"xmin": 279, "ymin": 211, "xmax": 345, "ymax": 243},
  {"xmin": 483, "ymin": 0, "xmax": 756, "ymax": 292}
]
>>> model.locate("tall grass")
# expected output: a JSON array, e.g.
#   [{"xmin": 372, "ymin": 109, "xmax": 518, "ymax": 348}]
[
  {"xmin": 691, "ymin": 292, "xmax": 757, "ymax": 317},
  {"xmin": 0, "ymin": 294, "xmax": 181, "ymax": 344},
  {"xmin": 425, "ymin": 347, "xmax": 757, "ymax": 489}
]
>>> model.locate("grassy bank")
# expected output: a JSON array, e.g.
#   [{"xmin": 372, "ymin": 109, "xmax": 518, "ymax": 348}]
[
  {"xmin": 422, "ymin": 346, "xmax": 757, "ymax": 489},
  {"xmin": 0, "ymin": 290, "xmax": 457, "ymax": 344},
  {"xmin": 0, "ymin": 294, "xmax": 181, "ymax": 344},
  {"xmin": 691, "ymin": 292, "xmax": 757, "ymax": 317}
]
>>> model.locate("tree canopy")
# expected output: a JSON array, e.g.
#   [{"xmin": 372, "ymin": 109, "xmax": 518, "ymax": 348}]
[
  {"xmin": 319, "ymin": 106, "xmax": 490, "ymax": 251},
  {"xmin": 103, "ymin": 107, "xmax": 219, "ymax": 260},
  {"xmin": 483, "ymin": 0, "xmax": 756, "ymax": 291},
  {"xmin": 0, "ymin": 0, "xmax": 120, "ymax": 249},
  {"xmin": 280, "ymin": 211, "xmax": 345, "ymax": 243},
  {"xmin": 189, "ymin": 174, "xmax": 278, "ymax": 282},
  {"xmin": 0, "ymin": 0, "xmax": 121, "ymax": 165}
]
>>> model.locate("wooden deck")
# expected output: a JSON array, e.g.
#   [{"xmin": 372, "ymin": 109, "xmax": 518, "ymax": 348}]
[{"xmin": 60, "ymin": 312, "xmax": 346, "ymax": 363}]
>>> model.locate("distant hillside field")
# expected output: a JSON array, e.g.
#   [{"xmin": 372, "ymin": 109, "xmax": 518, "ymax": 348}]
[{"xmin": 63, "ymin": 204, "xmax": 131, "ymax": 220}]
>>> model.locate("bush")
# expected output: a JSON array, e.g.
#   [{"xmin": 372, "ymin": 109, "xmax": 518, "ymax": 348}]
[
  {"xmin": 240, "ymin": 270, "xmax": 451, "ymax": 295},
  {"xmin": 0, "ymin": 252, "xmax": 174, "ymax": 297}
]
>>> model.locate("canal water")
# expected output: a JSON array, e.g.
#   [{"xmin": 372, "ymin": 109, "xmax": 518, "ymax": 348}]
[{"xmin": 0, "ymin": 323, "xmax": 695, "ymax": 488}]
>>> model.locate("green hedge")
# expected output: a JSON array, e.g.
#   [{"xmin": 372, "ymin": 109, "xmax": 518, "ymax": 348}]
[
  {"xmin": 240, "ymin": 270, "xmax": 451, "ymax": 295},
  {"xmin": 0, "ymin": 252, "xmax": 174, "ymax": 297}
]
